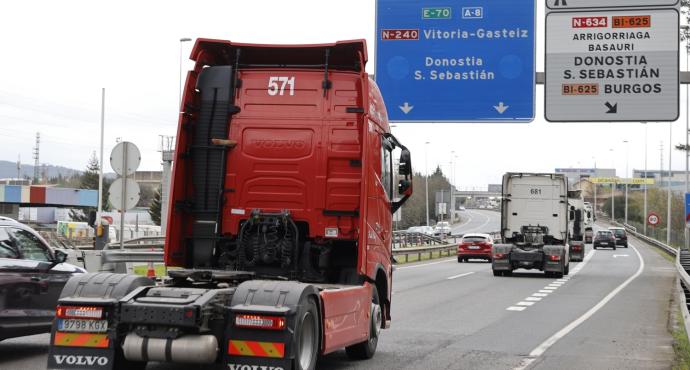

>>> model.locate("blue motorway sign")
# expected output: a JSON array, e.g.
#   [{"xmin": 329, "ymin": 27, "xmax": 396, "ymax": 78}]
[{"xmin": 375, "ymin": 0, "xmax": 536, "ymax": 122}]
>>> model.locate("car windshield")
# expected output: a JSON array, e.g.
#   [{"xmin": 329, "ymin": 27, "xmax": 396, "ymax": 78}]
[
  {"xmin": 597, "ymin": 231, "xmax": 612, "ymax": 237},
  {"xmin": 611, "ymin": 229, "xmax": 625, "ymax": 237}
]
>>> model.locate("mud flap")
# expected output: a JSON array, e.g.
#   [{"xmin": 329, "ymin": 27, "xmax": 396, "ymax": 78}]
[
  {"xmin": 223, "ymin": 280, "xmax": 321, "ymax": 370},
  {"xmin": 48, "ymin": 344, "xmax": 115, "ymax": 370},
  {"xmin": 47, "ymin": 273, "xmax": 153, "ymax": 370}
]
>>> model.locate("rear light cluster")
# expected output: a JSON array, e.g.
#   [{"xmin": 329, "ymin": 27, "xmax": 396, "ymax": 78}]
[
  {"xmin": 56, "ymin": 305, "xmax": 103, "ymax": 320},
  {"xmin": 235, "ymin": 314, "xmax": 286, "ymax": 331},
  {"xmin": 548, "ymin": 255, "xmax": 561, "ymax": 262},
  {"xmin": 572, "ymin": 245, "xmax": 582, "ymax": 251},
  {"xmin": 493, "ymin": 253, "xmax": 507, "ymax": 259}
]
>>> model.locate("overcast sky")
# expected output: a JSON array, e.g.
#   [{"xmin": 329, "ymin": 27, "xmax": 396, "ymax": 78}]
[{"xmin": 0, "ymin": 0, "xmax": 687, "ymax": 189}]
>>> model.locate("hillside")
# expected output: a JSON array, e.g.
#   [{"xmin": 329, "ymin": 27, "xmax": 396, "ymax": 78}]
[{"xmin": 0, "ymin": 160, "xmax": 81, "ymax": 180}]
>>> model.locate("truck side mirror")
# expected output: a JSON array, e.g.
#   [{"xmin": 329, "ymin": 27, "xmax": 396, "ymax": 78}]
[
  {"xmin": 398, "ymin": 179, "xmax": 412, "ymax": 196},
  {"xmin": 398, "ymin": 149, "xmax": 411, "ymax": 176}
]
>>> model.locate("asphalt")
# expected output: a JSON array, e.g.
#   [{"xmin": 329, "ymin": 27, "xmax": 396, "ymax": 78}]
[
  {"xmin": 1, "ymin": 221, "xmax": 678, "ymax": 370},
  {"xmin": 451, "ymin": 209, "xmax": 501, "ymax": 235}
]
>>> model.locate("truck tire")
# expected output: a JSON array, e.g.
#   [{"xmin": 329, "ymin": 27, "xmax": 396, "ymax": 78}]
[
  {"xmin": 294, "ymin": 297, "xmax": 319, "ymax": 370},
  {"xmin": 346, "ymin": 286, "xmax": 381, "ymax": 360},
  {"xmin": 493, "ymin": 270, "xmax": 501, "ymax": 277},
  {"xmin": 458, "ymin": 257, "xmax": 464, "ymax": 263},
  {"xmin": 564, "ymin": 263, "xmax": 570, "ymax": 276}
]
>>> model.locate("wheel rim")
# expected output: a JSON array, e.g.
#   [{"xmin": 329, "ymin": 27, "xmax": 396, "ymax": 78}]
[
  {"xmin": 371, "ymin": 303, "xmax": 382, "ymax": 339},
  {"xmin": 298, "ymin": 311, "xmax": 316, "ymax": 369}
]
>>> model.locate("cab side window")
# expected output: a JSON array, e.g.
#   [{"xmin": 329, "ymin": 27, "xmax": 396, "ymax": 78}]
[
  {"xmin": 10, "ymin": 228, "xmax": 51, "ymax": 262},
  {"xmin": 381, "ymin": 138, "xmax": 393, "ymax": 200},
  {"xmin": 0, "ymin": 228, "xmax": 19, "ymax": 259}
]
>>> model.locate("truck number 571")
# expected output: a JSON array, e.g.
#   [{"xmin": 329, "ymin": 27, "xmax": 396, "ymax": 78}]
[{"xmin": 268, "ymin": 76, "xmax": 295, "ymax": 96}]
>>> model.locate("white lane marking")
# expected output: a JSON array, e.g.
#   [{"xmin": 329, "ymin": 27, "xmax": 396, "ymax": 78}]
[
  {"xmin": 533, "ymin": 293, "xmax": 548, "ymax": 297},
  {"xmin": 613, "ymin": 254, "xmax": 629, "ymax": 258},
  {"xmin": 539, "ymin": 290, "xmax": 553, "ymax": 293},
  {"xmin": 525, "ymin": 297, "xmax": 542, "ymax": 301},
  {"xmin": 548, "ymin": 283, "xmax": 563, "ymax": 287},
  {"xmin": 396, "ymin": 258, "xmax": 456, "ymax": 270},
  {"xmin": 517, "ymin": 301, "xmax": 535, "ymax": 306},
  {"xmin": 507, "ymin": 306, "xmax": 527, "ymax": 311},
  {"xmin": 447, "ymin": 272, "xmax": 476, "ymax": 280},
  {"xmin": 515, "ymin": 243, "xmax": 645, "ymax": 370}
]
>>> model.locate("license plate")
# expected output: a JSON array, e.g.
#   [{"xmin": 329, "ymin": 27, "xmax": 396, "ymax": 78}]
[
  {"xmin": 57, "ymin": 319, "xmax": 108, "ymax": 333},
  {"xmin": 601, "ymin": 242, "xmax": 608, "ymax": 246},
  {"xmin": 468, "ymin": 246, "xmax": 481, "ymax": 250}
]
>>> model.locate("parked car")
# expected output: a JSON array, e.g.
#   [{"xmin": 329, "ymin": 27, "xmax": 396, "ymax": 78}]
[
  {"xmin": 593, "ymin": 230, "xmax": 617, "ymax": 250},
  {"xmin": 458, "ymin": 233, "xmax": 494, "ymax": 262},
  {"xmin": 608, "ymin": 227, "xmax": 629, "ymax": 248},
  {"xmin": 0, "ymin": 219, "xmax": 86, "ymax": 341},
  {"xmin": 434, "ymin": 221, "xmax": 451, "ymax": 237}
]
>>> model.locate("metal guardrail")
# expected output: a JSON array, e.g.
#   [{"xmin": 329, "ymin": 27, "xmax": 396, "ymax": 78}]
[{"xmin": 392, "ymin": 243, "xmax": 458, "ymax": 263}]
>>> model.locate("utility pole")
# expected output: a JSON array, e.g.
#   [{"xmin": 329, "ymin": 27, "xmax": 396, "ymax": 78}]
[{"xmin": 32, "ymin": 132, "xmax": 40, "ymax": 183}]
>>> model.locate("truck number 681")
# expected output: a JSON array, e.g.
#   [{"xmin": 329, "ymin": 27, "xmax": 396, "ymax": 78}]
[
  {"xmin": 530, "ymin": 188, "xmax": 542, "ymax": 195},
  {"xmin": 268, "ymin": 76, "xmax": 295, "ymax": 96}
]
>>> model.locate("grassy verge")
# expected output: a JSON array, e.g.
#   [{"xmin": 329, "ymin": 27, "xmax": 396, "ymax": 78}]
[{"xmin": 673, "ymin": 304, "xmax": 690, "ymax": 370}]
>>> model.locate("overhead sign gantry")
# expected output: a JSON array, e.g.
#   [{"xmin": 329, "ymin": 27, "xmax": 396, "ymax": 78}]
[
  {"xmin": 545, "ymin": 2, "xmax": 679, "ymax": 122},
  {"xmin": 375, "ymin": 0, "xmax": 536, "ymax": 122}
]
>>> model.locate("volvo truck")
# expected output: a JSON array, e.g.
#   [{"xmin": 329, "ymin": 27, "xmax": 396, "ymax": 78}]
[
  {"xmin": 47, "ymin": 39, "xmax": 412, "ymax": 370},
  {"xmin": 492, "ymin": 173, "xmax": 570, "ymax": 278}
]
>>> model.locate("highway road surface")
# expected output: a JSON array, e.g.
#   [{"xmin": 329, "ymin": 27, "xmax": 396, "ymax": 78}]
[
  {"xmin": 452, "ymin": 209, "xmax": 501, "ymax": 236},
  {"xmin": 2, "ymin": 224, "xmax": 679, "ymax": 370}
]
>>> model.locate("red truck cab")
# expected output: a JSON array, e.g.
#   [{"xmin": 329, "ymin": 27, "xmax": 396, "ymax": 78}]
[{"xmin": 48, "ymin": 39, "xmax": 412, "ymax": 370}]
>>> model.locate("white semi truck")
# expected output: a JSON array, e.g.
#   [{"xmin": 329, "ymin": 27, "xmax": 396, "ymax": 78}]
[
  {"xmin": 583, "ymin": 202, "xmax": 594, "ymax": 244},
  {"xmin": 492, "ymin": 173, "xmax": 570, "ymax": 278}
]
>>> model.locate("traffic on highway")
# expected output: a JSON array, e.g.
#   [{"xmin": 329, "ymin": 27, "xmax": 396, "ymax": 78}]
[{"xmin": 1, "ymin": 0, "xmax": 690, "ymax": 370}]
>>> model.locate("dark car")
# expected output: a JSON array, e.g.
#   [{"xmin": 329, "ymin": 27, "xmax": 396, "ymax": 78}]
[
  {"xmin": 608, "ymin": 227, "xmax": 629, "ymax": 248},
  {"xmin": 593, "ymin": 230, "xmax": 617, "ymax": 250},
  {"xmin": 0, "ymin": 219, "xmax": 85, "ymax": 341}
]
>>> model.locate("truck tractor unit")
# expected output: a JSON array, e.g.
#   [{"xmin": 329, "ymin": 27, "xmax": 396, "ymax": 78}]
[
  {"xmin": 492, "ymin": 173, "xmax": 570, "ymax": 278},
  {"xmin": 567, "ymin": 190, "xmax": 586, "ymax": 262},
  {"xmin": 47, "ymin": 39, "xmax": 412, "ymax": 370},
  {"xmin": 583, "ymin": 202, "xmax": 594, "ymax": 244}
]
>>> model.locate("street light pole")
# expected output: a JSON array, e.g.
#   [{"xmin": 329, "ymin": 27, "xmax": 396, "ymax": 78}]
[
  {"xmin": 643, "ymin": 122, "xmax": 648, "ymax": 235},
  {"xmin": 593, "ymin": 157, "xmax": 597, "ymax": 217},
  {"xmin": 666, "ymin": 122, "xmax": 673, "ymax": 245},
  {"xmin": 425, "ymin": 141, "xmax": 430, "ymax": 226},
  {"xmin": 179, "ymin": 38, "xmax": 192, "ymax": 109},
  {"xmin": 610, "ymin": 148, "xmax": 615, "ymax": 222},
  {"xmin": 624, "ymin": 140, "xmax": 629, "ymax": 224}
]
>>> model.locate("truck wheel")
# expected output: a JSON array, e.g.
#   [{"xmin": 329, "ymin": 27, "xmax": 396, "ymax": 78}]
[
  {"xmin": 564, "ymin": 263, "xmax": 570, "ymax": 276},
  {"xmin": 493, "ymin": 270, "xmax": 502, "ymax": 277},
  {"xmin": 613, "ymin": 246, "xmax": 617, "ymax": 251},
  {"xmin": 346, "ymin": 286, "xmax": 381, "ymax": 360},
  {"xmin": 294, "ymin": 297, "xmax": 319, "ymax": 370},
  {"xmin": 458, "ymin": 257, "xmax": 463, "ymax": 263},
  {"xmin": 554, "ymin": 271, "xmax": 564, "ymax": 278},
  {"xmin": 503, "ymin": 270, "xmax": 513, "ymax": 277}
]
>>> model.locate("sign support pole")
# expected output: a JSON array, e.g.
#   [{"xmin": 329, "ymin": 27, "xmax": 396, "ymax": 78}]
[{"xmin": 120, "ymin": 143, "xmax": 128, "ymax": 249}]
